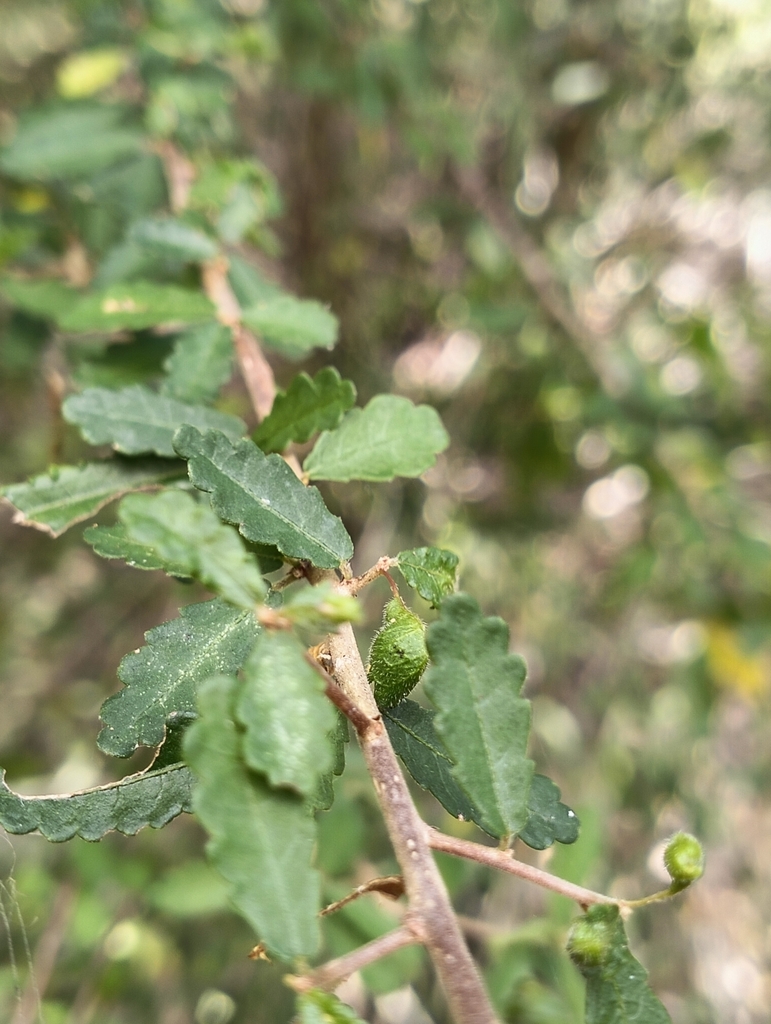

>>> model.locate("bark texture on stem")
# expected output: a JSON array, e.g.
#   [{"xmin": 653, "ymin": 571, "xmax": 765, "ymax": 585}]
[
  {"xmin": 288, "ymin": 926, "xmax": 419, "ymax": 993},
  {"xmin": 427, "ymin": 830, "xmax": 617, "ymax": 909},
  {"xmin": 328, "ymin": 625, "xmax": 500, "ymax": 1024}
]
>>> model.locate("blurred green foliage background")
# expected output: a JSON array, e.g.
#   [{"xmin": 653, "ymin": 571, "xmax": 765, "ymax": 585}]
[{"xmin": 1, "ymin": 0, "xmax": 769, "ymax": 1021}]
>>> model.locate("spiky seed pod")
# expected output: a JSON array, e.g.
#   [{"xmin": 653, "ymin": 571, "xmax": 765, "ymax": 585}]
[
  {"xmin": 664, "ymin": 832, "xmax": 705, "ymax": 891},
  {"xmin": 367, "ymin": 597, "xmax": 428, "ymax": 709}
]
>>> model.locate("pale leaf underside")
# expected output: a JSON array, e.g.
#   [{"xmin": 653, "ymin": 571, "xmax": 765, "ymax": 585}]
[
  {"xmin": 118, "ymin": 490, "xmax": 266, "ymax": 610},
  {"xmin": 241, "ymin": 293, "xmax": 338, "ymax": 358},
  {"xmin": 162, "ymin": 321, "xmax": 234, "ymax": 405},
  {"xmin": 63, "ymin": 385, "xmax": 245, "ymax": 458},
  {"xmin": 0, "ymin": 763, "xmax": 192, "ymax": 843},
  {"xmin": 58, "ymin": 282, "xmax": 215, "ymax": 332},
  {"xmin": 0, "ymin": 458, "xmax": 184, "ymax": 537},
  {"xmin": 84, "ymin": 522, "xmax": 191, "ymax": 576}
]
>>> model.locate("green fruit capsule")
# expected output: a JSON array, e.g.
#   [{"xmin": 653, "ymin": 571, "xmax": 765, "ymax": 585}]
[
  {"xmin": 368, "ymin": 597, "xmax": 428, "ymax": 709},
  {"xmin": 664, "ymin": 832, "xmax": 704, "ymax": 891},
  {"xmin": 566, "ymin": 905, "xmax": 616, "ymax": 969}
]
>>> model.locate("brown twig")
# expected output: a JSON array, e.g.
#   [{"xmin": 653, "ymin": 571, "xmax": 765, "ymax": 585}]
[
  {"xmin": 426, "ymin": 830, "xmax": 617, "ymax": 909},
  {"xmin": 286, "ymin": 925, "xmax": 420, "ymax": 993},
  {"xmin": 154, "ymin": 143, "xmax": 276, "ymax": 424},
  {"xmin": 201, "ymin": 257, "xmax": 277, "ymax": 422},
  {"xmin": 232, "ymin": 324, "xmax": 277, "ymax": 422},
  {"xmin": 155, "ymin": 140, "xmax": 195, "ymax": 213},
  {"xmin": 320, "ymin": 875, "xmax": 404, "ymax": 917},
  {"xmin": 305, "ymin": 650, "xmax": 379, "ymax": 737},
  {"xmin": 339, "ymin": 556, "xmax": 399, "ymax": 597}
]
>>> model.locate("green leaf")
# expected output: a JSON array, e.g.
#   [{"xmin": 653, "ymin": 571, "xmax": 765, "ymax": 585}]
[
  {"xmin": 241, "ymin": 297, "xmax": 338, "ymax": 359},
  {"xmin": 236, "ymin": 631, "xmax": 336, "ymax": 796},
  {"xmin": 242, "ymin": 296, "xmax": 338, "ymax": 359},
  {"xmin": 128, "ymin": 217, "xmax": 219, "ymax": 261},
  {"xmin": 568, "ymin": 905, "xmax": 671, "ymax": 1024},
  {"xmin": 72, "ymin": 335, "xmax": 174, "ymax": 390},
  {"xmin": 58, "ymin": 283, "xmax": 215, "ymax": 332},
  {"xmin": 161, "ymin": 322, "xmax": 234, "ymax": 404},
  {"xmin": 253, "ymin": 367, "xmax": 356, "ymax": 454},
  {"xmin": 304, "ymin": 395, "xmax": 449, "ymax": 482},
  {"xmin": 0, "ymin": 762, "xmax": 192, "ymax": 843},
  {"xmin": 173, "ymin": 426, "xmax": 354, "ymax": 569},
  {"xmin": 118, "ymin": 491, "xmax": 266, "ymax": 609},
  {"xmin": 397, "ymin": 546, "xmax": 459, "ymax": 606},
  {"xmin": 0, "ymin": 277, "xmax": 80, "ymax": 321},
  {"xmin": 227, "ymin": 253, "xmax": 336, "ymax": 358},
  {"xmin": 312, "ymin": 712, "xmax": 348, "ymax": 813},
  {"xmin": 63, "ymin": 385, "xmax": 245, "ymax": 457},
  {"xmin": 217, "ymin": 183, "xmax": 261, "ymax": 244},
  {"xmin": 184, "ymin": 674, "xmax": 320, "ymax": 960},
  {"xmin": 98, "ymin": 598, "xmax": 260, "ymax": 757},
  {"xmin": 518, "ymin": 774, "xmax": 580, "ymax": 851},
  {"xmin": 423, "ymin": 594, "xmax": 534, "ymax": 840},
  {"xmin": 385, "ymin": 701, "xmax": 578, "ymax": 849},
  {"xmin": 383, "ymin": 699, "xmax": 482, "ymax": 829},
  {"xmin": 83, "ymin": 523, "xmax": 191, "ymax": 576},
  {"xmin": 0, "ymin": 105, "xmax": 143, "ymax": 181},
  {"xmin": 0, "ymin": 458, "xmax": 183, "ymax": 537},
  {"xmin": 298, "ymin": 990, "xmax": 367, "ymax": 1024},
  {"xmin": 280, "ymin": 580, "xmax": 362, "ymax": 628},
  {"xmin": 227, "ymin": 254, "xmax": 283, "ymax": 306}
]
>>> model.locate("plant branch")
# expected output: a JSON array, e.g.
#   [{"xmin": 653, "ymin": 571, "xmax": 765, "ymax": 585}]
[
  {"xmin": 340, "ymin": 556, "xmax": 398, "ymax": 597},
  {"xmin": 426, "ymin": 830, "xmax": 617, "ymax": 909},
  {"xmin": 305, "ymin": 650, "xmax": 378, "ymax": 737},
  {"xmin": 155, "ymin": 140, "xmax": 195, "ymax": 213},
  {"xmin": 218, "ymin": 193, "xmax": 500, "ymax": 1023},
  {"xmin": 154, "ymin": 143, "xmax": 276, "ymax": 423},
  {"xmin": 327, "ymin": 623, "xmax": 500, "ymax": 1024},
  {"xmin": 320, "ymin": 875, "xmax": 404, "ymax": 917},
  {"xmin": 287, "ymin": 925, "xmax": 419, "ymax": 994},
  {"xmin": 202, "ymin": 258, "xmax": 276, "ymax": 421}
]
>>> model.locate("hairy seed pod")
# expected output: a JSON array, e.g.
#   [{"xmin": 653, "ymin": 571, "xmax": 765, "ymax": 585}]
[
  {"xmin": 367, "ymin": 597, "xmax": 428, "ymax": 709},
  {"xmin": 664, "ymin": 832, "xmax": 704, "ymax": 891},
  {"xmin": 566, "ymin": 908, "xmax": 615, "ymax": 969}
]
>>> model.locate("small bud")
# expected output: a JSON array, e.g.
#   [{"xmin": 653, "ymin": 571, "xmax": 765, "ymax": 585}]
[
  {"xmin": 664, "ymin": 832, "xmax": 704, "ymax": 891},
  {"xmin": 367, "ymin": 598, "xmax": 428, "ymax": 709},
  {"xmin": 566, "ymin": 907, "xmax": 616, "ymax": 969}
]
